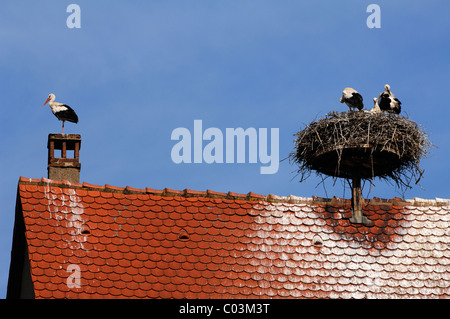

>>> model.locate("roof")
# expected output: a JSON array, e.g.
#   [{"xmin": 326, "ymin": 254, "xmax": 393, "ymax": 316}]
[{"xmin": 8, "ymin": 176, "xmax": 450, "ymax": 299}]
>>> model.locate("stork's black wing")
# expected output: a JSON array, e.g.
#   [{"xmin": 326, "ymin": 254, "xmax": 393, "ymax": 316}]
[
  {"xmin": 351, "ymin": 92, "xmax": 364, "ymax": 110},
  {"xmin": 55, "ymin": 104, "xmax": 79, "ymax": 123},
  {"xmin": 392, "ymin": 98, "xmax": 401, "ymax": 114},
  {"xmin": 378, "ymin": 93, "xmax": 391, "ymax": 111}
]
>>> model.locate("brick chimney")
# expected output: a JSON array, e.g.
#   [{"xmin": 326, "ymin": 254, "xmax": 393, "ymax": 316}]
[{"xmin": 47, "ymin": 134, "xmax": 81, "ymax": 183}]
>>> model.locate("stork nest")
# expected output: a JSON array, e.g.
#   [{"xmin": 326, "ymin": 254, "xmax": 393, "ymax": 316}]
[{"xmin": 289, "ymin": 111, "xmax": 432, "ymax": 191}]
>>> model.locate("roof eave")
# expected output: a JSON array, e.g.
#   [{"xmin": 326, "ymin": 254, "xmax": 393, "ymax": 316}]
[{"xmin": 6, "ymin": 188, "xmax": 35, "ymax": 299}]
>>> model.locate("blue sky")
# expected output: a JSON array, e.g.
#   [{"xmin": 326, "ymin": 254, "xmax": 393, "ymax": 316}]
[{"xmin": 1, "ymin": 1, "xmax": 449, "ymax": 298}]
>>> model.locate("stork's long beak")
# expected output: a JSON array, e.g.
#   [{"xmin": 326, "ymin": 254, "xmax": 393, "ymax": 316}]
[{"xmin": 43, "ymin": 97, "xmax": 50, "ymax": 106}]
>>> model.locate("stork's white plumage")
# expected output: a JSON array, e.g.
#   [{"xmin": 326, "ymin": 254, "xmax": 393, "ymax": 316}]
[
  {"xmin": 43, "ymin": 93, "xmax": 78, "ymax": 133},
  {"xmin": 340, "ymin": 87, "xmax": 364, "ymax": 111},
  {"xmin": 370, "ymin": 97, "xmax": 381, "ymax": 113},
  {"xmin": 377, "ymin": 84, "xmax": 401, "ymax": 114}
]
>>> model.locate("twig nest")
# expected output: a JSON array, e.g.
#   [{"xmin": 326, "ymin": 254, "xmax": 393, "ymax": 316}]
[{"xmin": 290, "ymin": 111, "xmax": 432, "ymax": 189}]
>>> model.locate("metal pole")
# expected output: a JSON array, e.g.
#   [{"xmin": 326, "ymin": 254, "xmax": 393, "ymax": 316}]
[{"xmin": 349, "ymin": 176, "xmax": 371, "ymax": 225}]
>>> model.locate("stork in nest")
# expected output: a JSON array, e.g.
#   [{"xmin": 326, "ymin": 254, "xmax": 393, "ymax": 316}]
[
  {"xmin": 340, "ymin": 87, "xmax": 364, "ymax": 111},
  {"xmin": 377, "ymin": 84, "xmax": 402, "ymax": 114}
]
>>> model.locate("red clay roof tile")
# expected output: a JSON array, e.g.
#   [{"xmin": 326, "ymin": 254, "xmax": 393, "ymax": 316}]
[{"xmin": 11, "ymin": 177, "xmax": 450, "ymax": 299}]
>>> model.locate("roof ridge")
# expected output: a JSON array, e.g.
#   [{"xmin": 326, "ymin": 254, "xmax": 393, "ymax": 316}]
[{"xmin": 18, "ymin": 176, "xmax": 450, "ymax": 207}]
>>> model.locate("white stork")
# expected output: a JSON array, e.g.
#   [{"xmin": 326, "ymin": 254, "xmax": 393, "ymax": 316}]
[
  {"xmin": 43, "ymin": 93, "xmax": 79, "ymax": 133},
  {"xmin": 340, "ymin": 87, "xmax": 364, "ymax": 111},
  {"xmin": 377, "ymin": 84, "xmax": 401, "ymax": 114},
  {"xmin": 370, "ymin": 97, "xmax": 381, "ymax": 113}
]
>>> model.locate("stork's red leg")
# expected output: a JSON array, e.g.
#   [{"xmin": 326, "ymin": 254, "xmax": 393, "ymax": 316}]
[{"xmin": 62, "ymin": 121, "xmax": 65, "ymax": 134}]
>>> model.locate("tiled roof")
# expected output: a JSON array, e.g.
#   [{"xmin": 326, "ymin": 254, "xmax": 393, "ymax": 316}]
[{"xmin": 11, "ymin": 176, "xmax": 450, "ymax": 298}]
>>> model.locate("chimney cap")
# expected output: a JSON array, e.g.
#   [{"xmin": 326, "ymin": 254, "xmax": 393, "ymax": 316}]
[
  {"xmin": 47, "ymin": 133, "xmax": 81, "ymax": 184},
  {"xmin": 47, "ymin": 133, "xmax": 81, "ymax": 150}
]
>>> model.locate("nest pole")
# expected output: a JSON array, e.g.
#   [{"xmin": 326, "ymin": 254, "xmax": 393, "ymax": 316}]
[{"xmin": 349, "ymin": 176, "xmax": 371, "ymax": 225}]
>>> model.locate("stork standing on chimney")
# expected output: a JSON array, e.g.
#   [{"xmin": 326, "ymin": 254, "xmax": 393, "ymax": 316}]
[{"xmin": 43, "ymin": 93, "xmax": 79, "ymax": 134}]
